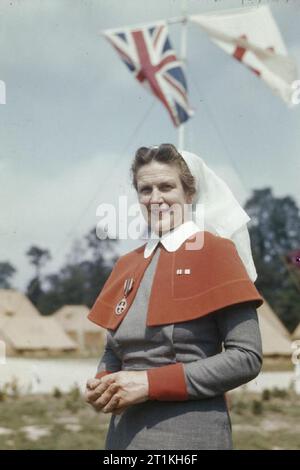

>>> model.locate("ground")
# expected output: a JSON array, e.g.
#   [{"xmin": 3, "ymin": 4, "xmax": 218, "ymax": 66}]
[{"xmin": 0, "ymin": 385, "xmax": 299, "ymax": 450}]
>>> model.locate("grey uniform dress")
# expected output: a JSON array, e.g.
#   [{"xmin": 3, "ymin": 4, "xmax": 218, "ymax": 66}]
[{"xmin": 96, "ymin": 245, "xmax": 263, "ymax": 450}]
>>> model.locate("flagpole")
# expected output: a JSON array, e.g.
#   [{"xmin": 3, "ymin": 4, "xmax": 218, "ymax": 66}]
[{"xmin": 178, "ymin": 0, "xmax": 188, "ymax": 150}]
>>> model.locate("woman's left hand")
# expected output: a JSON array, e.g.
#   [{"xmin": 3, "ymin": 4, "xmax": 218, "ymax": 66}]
[{"xmin": 91, "ymin": 370, "xmax": 149, "ymax": 414}]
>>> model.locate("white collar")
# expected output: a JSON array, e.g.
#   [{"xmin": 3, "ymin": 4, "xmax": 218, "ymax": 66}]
[{"xmin": 144, "ymin": 221, "xmax": 201, "ymax": 258}]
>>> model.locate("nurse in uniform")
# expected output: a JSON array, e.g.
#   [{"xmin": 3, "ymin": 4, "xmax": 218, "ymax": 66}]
[{"xmin": 85, "ymin": 143, "xmax": 263, "ymax": 450}]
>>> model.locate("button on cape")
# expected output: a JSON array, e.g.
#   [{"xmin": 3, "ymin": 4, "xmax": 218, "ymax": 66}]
[{"xmin": 88, "ymin": 231, "xmax": 263, "ymax": 330}]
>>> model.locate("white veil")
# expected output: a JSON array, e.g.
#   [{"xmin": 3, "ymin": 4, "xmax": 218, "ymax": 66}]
[{"xmin": 179, "ymin": 150, "xmax": 257, "ymax": 282}]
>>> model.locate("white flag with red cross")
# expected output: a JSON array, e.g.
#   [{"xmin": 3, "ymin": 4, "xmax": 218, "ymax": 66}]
[{"xmin": 190, "ymin": 6, "xmax": 298, "ymax": 106}]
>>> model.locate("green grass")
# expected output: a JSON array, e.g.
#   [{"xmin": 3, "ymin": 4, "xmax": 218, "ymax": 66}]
[
  {"xmin": 0, "ymin": 386, "xmax": 111, "ymax": 450},
  {"xmin": 229, "ymin": 387, "xmax": 300, "ymax": 450},
  {"xmin": 0, "ymin": 386, "xmax": 299, "ymax": 450}
]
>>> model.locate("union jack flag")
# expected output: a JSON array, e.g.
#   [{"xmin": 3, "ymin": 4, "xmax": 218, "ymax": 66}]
[{"xmin": 103, "ymin": 21, "xmax": 193, "ymax": 127}]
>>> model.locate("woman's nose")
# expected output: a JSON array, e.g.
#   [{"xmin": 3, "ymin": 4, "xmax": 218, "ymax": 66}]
[{"xmin": 149, "ymin": 188, "xmax": 163, "ymax": 204}]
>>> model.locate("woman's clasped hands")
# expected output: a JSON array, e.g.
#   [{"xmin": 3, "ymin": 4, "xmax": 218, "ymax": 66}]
[{"xmin": 85, "ymin": 370, "xmax": 149, "ymax": 415}]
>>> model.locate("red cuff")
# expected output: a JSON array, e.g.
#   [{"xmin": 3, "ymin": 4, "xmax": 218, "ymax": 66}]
[
  {"xmin": 147, "ymin": 362, "xmax": 188, "ymax": 401},
  {"xmin": 95, "ymin": 370, "xmax": 113, "ymax": 379}
]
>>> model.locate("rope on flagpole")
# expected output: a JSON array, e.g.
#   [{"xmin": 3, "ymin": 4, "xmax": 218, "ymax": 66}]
[
  {"xmin": 47, "ymin": 98, "xmax": 157, "ymax": 262},
  {"xmin": 188, "ymin": 70, "xmax": 252, "ymax": 194},
  {"xmin": 178, "ymin": 0, "xmax": 188, "ymax": 150}
]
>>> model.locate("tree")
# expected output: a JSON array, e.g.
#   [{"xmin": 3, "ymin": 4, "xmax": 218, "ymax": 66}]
[
  {"xmin": 26, "ymin": 246, "xmax": 51, "ymax": 278},
  {"xmin": 31, "ymin": 228, "xmax": 119, "ymax": 315},
  {"xmin": 0, "ymin": 261, "xmax": 16, "ymax": 289},
  {"xmin": 245, "ymin": 187, "xmax": 300, "ymax": 332},
  {"xmin": 26, "ymin": 246, "xmax": 51, "ymax": 306}
]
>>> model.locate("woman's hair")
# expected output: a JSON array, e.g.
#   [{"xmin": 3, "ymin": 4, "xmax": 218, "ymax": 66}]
[{"xmin": 130, "ymin": 143, "xmax": 196, "ymax": 198}]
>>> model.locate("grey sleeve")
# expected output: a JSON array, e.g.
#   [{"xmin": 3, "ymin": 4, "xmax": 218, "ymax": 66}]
[
  {"xmin": 182, "ymin": 302, "xmax": 263, "ymax": 399},
  {"xmin": 96, "ymin": 331, "xmax": 122, "ymax": 375}
]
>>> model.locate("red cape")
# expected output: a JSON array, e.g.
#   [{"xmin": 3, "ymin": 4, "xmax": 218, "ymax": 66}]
[{"xmin": 88, "ymin": 231, "xmax": 263, "ymax": 330}]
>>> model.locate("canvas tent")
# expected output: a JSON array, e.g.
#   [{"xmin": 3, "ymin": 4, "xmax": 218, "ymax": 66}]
[
  {"xmin": 259, "ymin": 299, "xmax": 290, "ymax": 338},
  {"xmin": 53, "ymin": 305, "xmax": 105, "ymax": 352},
  {"xmin": 0, "ymin": 315, "xmax": 77, "ymax": 355},
  {"xmin": 0, "ymin": 289, "xmax": 40, "ymax": 318},
  {"xmin": 257, "ymin": 300, "xmax": 292, "ymax": 356},
  {"xmin": 292, "ymin": 323, "xmax": 300, "ymax": 340},
  {"xmin": 0, "ymin": 289, "xmax": 77, "ymax": 355}
]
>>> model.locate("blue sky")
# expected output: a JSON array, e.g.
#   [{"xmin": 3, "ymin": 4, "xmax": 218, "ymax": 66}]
[{"xmin": 0, "ymin": 0, "xmax": 299, "ymax": 289}]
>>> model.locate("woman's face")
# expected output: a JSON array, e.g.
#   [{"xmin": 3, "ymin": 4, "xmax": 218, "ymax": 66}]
[{"xmin": 136, "ymin": 161, "xmax": 193, "ymax": 236}]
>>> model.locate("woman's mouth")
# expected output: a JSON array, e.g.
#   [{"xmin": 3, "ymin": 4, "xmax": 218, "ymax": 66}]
[{"xmin": 150, "ymin": 204, "xmax": 170, "ymax": 215}]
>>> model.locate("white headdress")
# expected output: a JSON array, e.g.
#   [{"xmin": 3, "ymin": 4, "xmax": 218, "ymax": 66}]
[{"xmin": 179, "ymin": 150, "xmax": 258, "ymax": 282}]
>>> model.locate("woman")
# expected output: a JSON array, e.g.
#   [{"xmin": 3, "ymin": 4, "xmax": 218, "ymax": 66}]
[{"xmin": 85, "ymin": 143, "xmax": 263, "ymax": 450}]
